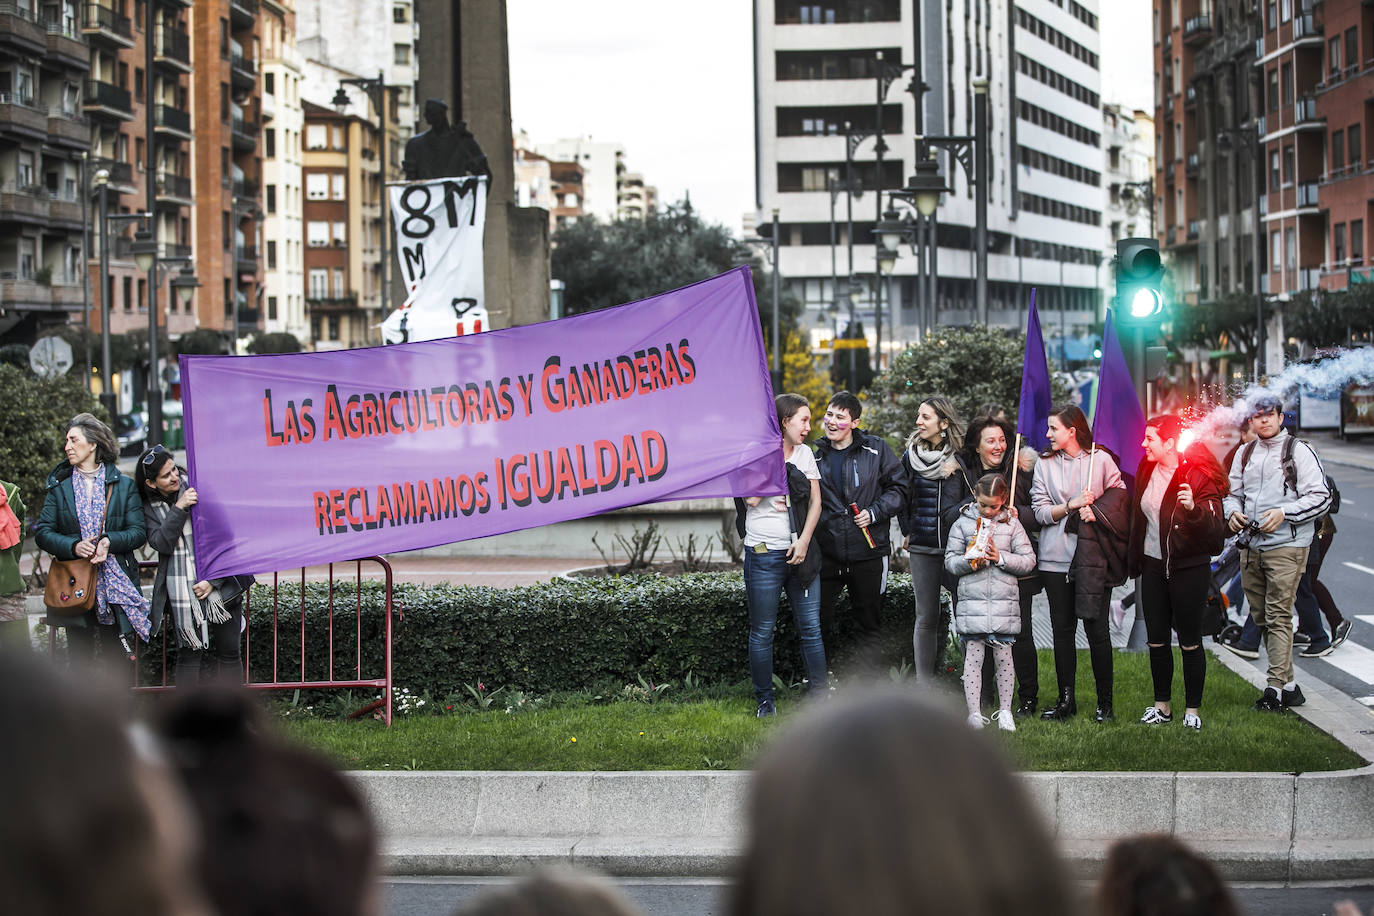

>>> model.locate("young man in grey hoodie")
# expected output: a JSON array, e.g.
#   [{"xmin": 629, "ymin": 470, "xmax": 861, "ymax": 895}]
[{"xmin": 1223, "ymin": 395, "xmax": 1331, "ymax": 711}]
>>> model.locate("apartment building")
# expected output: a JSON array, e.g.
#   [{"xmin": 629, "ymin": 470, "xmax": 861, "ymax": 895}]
[
  {"xmin": 295, "ymin": 0, "xmax": 418, "ymax": 140},
  {"xmin": 261, "ymin": 0, "xmax": 307, "ymax": 342},
  {"xmin": 0, "ymin": 0, "xmax": 89, "ymax": 344},
  {"xmin": 301, "ymin": 99, "xmax": 385, "ymax": 349},
  {"xmin": 1102, "ymin": 104, "xmax": 1155, "ymax": 308},
  {"xmin": 190, "ymin": 0, "xmax": 264, "ymax": 346},
  {"xmin": 754, "ymin": 0, "xmax": 1104, "ymax": 350}
]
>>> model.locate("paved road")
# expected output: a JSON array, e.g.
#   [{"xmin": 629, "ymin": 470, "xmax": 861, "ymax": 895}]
[{"xmin": 381, "ymin": 877, "xmax": 1374, "ymax": 916}]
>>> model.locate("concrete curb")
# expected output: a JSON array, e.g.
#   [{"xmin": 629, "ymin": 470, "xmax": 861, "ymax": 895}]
[{"xmin": 353, "ymin": 651, "xmax": 1374, "ymax": 881}]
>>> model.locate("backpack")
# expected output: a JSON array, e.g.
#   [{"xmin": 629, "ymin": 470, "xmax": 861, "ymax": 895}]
[{"xmin": 1238, "ymin": 437, "xmax": 1338, "ymax": 515}]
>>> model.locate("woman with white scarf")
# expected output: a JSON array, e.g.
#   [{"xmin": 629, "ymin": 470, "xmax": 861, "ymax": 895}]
[
  {"xmin": 897, "ymin": 396, "xmax": 963, "ymax": 683},
  {"xmin": 137, "ymin": 445, "xmax": 253, "ymax": 686}
]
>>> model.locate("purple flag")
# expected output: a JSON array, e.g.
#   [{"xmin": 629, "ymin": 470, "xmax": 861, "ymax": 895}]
[
  {"xmin": 1091, "ymin": 309, "xmax": 1145, "ymax": 475},
  {"xmin": 1016, "ymin": 289, "xmax": 1052, "ymax": 452},
  {"xmin": 182, "ymin": 267, "xmax": 785, "ymax": 579}
]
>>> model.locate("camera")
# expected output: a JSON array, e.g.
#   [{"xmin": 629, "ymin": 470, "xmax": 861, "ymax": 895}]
[{"xmin": 1234, "ymin": 521, "xmax": 1262, "ymax": 551}]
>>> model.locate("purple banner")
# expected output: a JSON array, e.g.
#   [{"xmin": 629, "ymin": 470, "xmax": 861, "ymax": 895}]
[{"xmin": 183, "ymin": 268, "xmax": 783, "ymax": 578}]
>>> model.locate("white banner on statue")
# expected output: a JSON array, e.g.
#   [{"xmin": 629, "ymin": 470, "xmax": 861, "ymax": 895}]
[{"xmin": 381, "ymin": 175, "xmax": 488, "ymax": 344}]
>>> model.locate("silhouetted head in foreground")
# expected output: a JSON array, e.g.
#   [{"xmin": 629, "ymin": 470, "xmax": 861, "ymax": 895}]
[
  {"xmin": 1095, "ymin": 833, "xmax": 1240, "ymax": 916},
  {"xmin": 731, "ymin": 687, "xmax": 1078, "ymax": 916},
  {"xmin": 453, "ymin": 867, "xmax": 645, "ymax": 916}
]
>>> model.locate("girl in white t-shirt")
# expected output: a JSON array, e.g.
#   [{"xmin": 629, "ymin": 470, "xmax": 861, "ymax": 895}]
[{"xmin": 741, "ymin": 394, "xmax": 828, "ymax": 717}]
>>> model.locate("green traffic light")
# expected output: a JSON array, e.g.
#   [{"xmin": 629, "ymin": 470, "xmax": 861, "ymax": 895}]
[{"xmin": 1130, "ymin": 288, "xmax": 1164, "ymax": 319}]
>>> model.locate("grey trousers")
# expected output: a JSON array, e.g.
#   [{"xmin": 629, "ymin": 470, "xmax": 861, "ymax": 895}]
[{"xmin": 910, "ymin": 551, "xmax": 944, "ymax": 681}]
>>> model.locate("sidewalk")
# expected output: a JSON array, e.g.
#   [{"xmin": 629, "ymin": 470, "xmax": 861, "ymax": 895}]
[{"xmin": 1302, "ymin": 432, "xmax": 1374, "ymax": 472}]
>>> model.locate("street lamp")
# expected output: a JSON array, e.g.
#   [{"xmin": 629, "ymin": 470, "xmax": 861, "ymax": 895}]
[
  {"xmin": 92, "ymin": 168, "xmax": 116, "ymax": 418},
  {"xmin": 332, "ymin": 72, "xmax": 394, "ymax": 324},
  {"xmin": 741, "ymin": 207, "xmax": 782, "ymax": 391}
]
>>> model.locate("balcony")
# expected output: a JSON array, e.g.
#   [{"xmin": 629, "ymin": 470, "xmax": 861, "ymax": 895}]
[
  {"xmin": 1293, "ymin": 12, "xmax": 1321, "ymax": 39},
  {"xmin": 306, "ymin": 294, "xmax": 359, "ymax": 310},
  {"xmin": 1297, "ymin": 182, "xmax": 1321, "ymax": 208},
  {"xmin": 0, "ymin": 92, "xmax": 48, "ymax": 139},
  {"xmin": 229, "ymin": 53, "xmax": 256, "ymax": 89},
  {"xmin": 0, "ymin": 278, "xmax": 83, "ymax": 310},
  {"xmin": 0, "ymin": 2, "xmax": 47, "ymax": 55},
  {"xmin": 81, "ymin": 3, "xmax": 133, "ymax": 47},
  {"xmin": 43, "ymin": 16, "xmax": 89, "ymax": 68},
  {"xmin": 154, "ymin": 172, "xmax": 192, "ymax": 205},
  {"xmin": 82, "ymin": 79, "xmax": 133, "ymax": 121},
  {"xmin": 1183, "ymin": 14, "xmax": 1212, "ymax": 45},
  {"xmin": 235, "ymin": 246, "xmax": 259, "ymax": 273},
  {"xmin": 153, "ymin": 25, "xmax": 190, "ymax": 71},
  {"xmin": 0, "ymin": 182, "xmax": 51, "ymax": 223},
  {"xmin": 1184, "ymin": 85, "xmax": 1197, "ymax": 108},
  {"xmin": 46, "ymin": 107, "xmax": 88, "ymax": 148},
  {"xmin": 1187, "ymin": 220, "xmax": 1200, "ymax": 240},
  {"xmin": 230, "ymin": 115, "xmax": 258, "ymax": 150},
  {"xmin": 260, "ymin": 91, "xmax": 275, "ymax": 121},
  {"xmin": 89, "ymin": 157, "xmax": 134, "ymax": 192},
  {"xmin": 1294, "ymin": 95, "xmax": 1322, "ymax": 126},
  {"xmin": 232, "ymin": 178, "xmax": 259, "ymax": 200},
  {"xmin": 228, "ymin": 0, "xmax": 257, "ymax": 27},
  {"xmin": 1186, "ymin": 153, "xmax": 1199, "ymax": 176},
  {"xmin": 154, "ymin": 104, "xmax": 192, "ymax": 139}
]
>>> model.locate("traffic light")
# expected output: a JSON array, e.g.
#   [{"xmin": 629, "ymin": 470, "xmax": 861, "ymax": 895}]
[{"xmin": 1115, "ymin": 237, "xmax": 1165, "ymax": 321}]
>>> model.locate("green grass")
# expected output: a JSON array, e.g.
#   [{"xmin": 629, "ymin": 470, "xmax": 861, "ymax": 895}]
[{"xmin": 274, "ymin": 650, "xmax": 1366, "ymax": 773}]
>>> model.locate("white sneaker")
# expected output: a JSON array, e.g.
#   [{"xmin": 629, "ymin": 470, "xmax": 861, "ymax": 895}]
[
  {"xmin": 1139, "ymin": 706, "xmax": 1173, "ymax": 725},
  {"xmin": 991, "ymin": 709, "xmax": 1017, "ymax": 732},
  {"xmin": 1183, "ymin": 712, "xmax": 1202, "ymax": 731},
  {"xmin": 967, "ymin": 713, "xmax": 989, "ymax": 730}
]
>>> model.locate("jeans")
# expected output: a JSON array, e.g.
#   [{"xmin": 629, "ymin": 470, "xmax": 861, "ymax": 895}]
[{"xmin": 745, "ymin": 547, "xmax": 828, "ymax": 703}]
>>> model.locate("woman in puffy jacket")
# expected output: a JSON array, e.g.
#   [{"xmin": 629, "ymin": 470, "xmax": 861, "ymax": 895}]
[
  {"xmin": 1129, "ymin": 415, "xmax": 1229, "ymax": 730},
  {"xmin": 944, "ymin": 474, "xmax": 1036, "ymax": 730},
  {"xmin": 897, "ymin": 395, "xmax": 962, "ymax": 684}
]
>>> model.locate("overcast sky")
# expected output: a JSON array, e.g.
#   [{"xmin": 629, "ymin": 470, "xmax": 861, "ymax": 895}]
[{"xmin": 507, "ymin": 1, "xmax": 1153, "ymax": 234}]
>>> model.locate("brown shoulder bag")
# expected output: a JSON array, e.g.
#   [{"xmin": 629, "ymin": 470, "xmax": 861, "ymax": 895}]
[{"xmin": 44, "ymin": 483, "xmax": 111, "ymax": 615}]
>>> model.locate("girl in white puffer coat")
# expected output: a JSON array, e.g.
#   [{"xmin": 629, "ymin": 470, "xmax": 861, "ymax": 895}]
[{"xmin": 945, "ymin": 474, "xmax": 1037, "ymax": 731}]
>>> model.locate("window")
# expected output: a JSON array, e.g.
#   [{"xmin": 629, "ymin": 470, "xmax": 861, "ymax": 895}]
[
  {"xmin": 267, "ymin": 295, "xmax": 278, "ymax": 320},
  {"xmin": 264, "ymin": 72, "xmax": 274, "ymax": 95},
  {"xmin": 134, "ymin": 137, "xmax": 144, "ymax": 171},
  {"xmin": 332, "ymin": 267, "xmax": 345, "ymax": 296},
  {"xmin": 16, "ymin": 149, "xmax": 33, "ymax": 186},
  {"xmin": 137, "ymin": 277, "xmax": 146, "ymax": 312},
  {"xmin": 221, "ymin": 146, "xmax": 229, "ymax": 174},
  {"xmin": 266, "ymin": 184, "xmax": 276, "ymax": 213},
  {"xmin": 1280, "ymin": 0, "xmax": 1291, "ymax": 22},
  {"xmin": 328, "ymin": 315, "xmax": 339, "ymax": 340},
  {"xmin": 1285, "ymin": 227, "xmax": 1296, "ymax": 270},
  {"xmin": 1335, "ymin": 224, "xmax": 1347, "ymax": 265},
  {"xmin": 394, "ymin": 44, "xmax": 410, "ymax": 66},
  {"xmin": 265, "ymin": 128, "xmax": 275, "ymax": 158},
  {"xmin": 1282, "ymin": 145, "xmax": 1294, "ymax": 185},
  {"xmin": 1346, "ymin": 28, "xmax": 1358, "ymax": 74},
  {"xmin": 1272, "ymin": 230, "xmax": 1282, "ymax": 268},
  {"xmin": 223, "ymin": 279, "xmax": 232, "ymax": 317},
  {"xmin": 1333, "ymin": 129, "xmax": 1346, "ymax": 171},
  {"xmin": 219, "ymin": 17, "xmax": 228, "ymax": 57},
  {"xmin": 1330, "ymin": 37, "xmax": 1341, "ymax": 76},
  {"xmin": 330, "ymin": 173, "xmax": 345, "ymax": 200},
  {"xmin": 123, "ymin": 275, "xmax": 132, "ymax": 311},
  {"xmin": 331, "ymin": 125, "xmax": 345, "ymax": 150},
  {"xmin": 1350, "ymin": 125, "xmax": 1362, "ymax": 169},
  {"xmin": 393, "ymin": 3, "xmax": 408, "ymax": 22},
  {"xmin": 1281, "ymin": 63, "xmax": 1293, "ymax": 105},
  {"xmin": 222, "ymin": 211, "xmax": 231, "ymax": 249},
  {"xmin": 306, "ymin": 124, "xmax": 327, "ymax": 149},
  {"xmin": 308, "ymin": 268, "xmax": 328, "ymax": 298},
  {"xmin": 266, "ymin": 240, "xmax": 276, "ymax": 268},
  {"xmin": 331, "ymin": 221, "xmax": 346, "ymax": 246},
  {"xmin": 134, "ymin": 67, "xmax": 143, "ymax": 98},
  {"xmin": 306, "ymin": 173, "xmax": 328, "ymax": 199},
  {"xmin": 1354, "ymin": 220, "xmax": 1365, "ymax": 264},
  {"xmin": 307, "ymin": 221, "xmax": 329, "ymax": 247},
  {"xmin": 1268, "ymin": 69, "xmax": 1279, "ymax": 111}
]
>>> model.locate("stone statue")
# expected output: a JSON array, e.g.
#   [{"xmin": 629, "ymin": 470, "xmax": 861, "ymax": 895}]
[{"xmin": 402, "ymin": 99, "xmax": 491, "ymax": 181}]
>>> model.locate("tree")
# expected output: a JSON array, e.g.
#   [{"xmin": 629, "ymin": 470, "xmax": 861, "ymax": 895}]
[
  {"xmin": 173, "ymin": 328, "xmax": 230, "ymax": 356},
  {"xmin": 0, "ymin": 364, "xmax": 106, "ymax": 519},
  {"xmin": 551, "ymin": 200, "xmax": 802, "ymax": 354},
  {"xmin": 862, "ymin": 326, "xmax": 1070, "ymax": 444},
  {"xmin": 1283, "ymin": 286, "xmax": 1374, "ymax": 351},
  {"xmin": 778, "ymin": 329, "xmax": 833, "ymax": 424},
  {"xmin": 247, "ymin": 332, "xmax": 303, "ymax": 354},
  {"xmin": 1167, "ymin": 292, "xmax": 1269, "ymax": 370}
]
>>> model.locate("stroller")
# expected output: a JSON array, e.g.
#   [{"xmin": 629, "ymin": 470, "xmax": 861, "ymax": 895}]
[{"xmin": 1209, "ymin": 537, "xmax": 1246, "ymax": 644}]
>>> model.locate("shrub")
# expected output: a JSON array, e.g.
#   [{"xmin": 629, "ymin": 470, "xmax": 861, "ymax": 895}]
[{"xmin": 0, "ymin": 363, "xmax": 107, "ymax": 518}]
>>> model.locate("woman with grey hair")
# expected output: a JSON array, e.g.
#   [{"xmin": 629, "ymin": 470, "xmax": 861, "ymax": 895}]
[{"xmin": 34, "ymin": 413, "xmax": 152, "ymax": 662}]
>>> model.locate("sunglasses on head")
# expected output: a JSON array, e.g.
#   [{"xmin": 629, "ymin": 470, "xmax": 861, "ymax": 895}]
[{"xmin": 141, "ymin": 444, "xmax": 169, "ymax": 465}]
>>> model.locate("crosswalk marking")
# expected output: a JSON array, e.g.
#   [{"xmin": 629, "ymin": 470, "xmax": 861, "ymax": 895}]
[
  {"xmin": 1320, "ymin": 639, "xmax": 1374, "ymax": 686},
  {"xmin": 1342, "ymin": 562, "xmax": 1374, "ymax": 577},
  {"xmin": 1359, "ymin": 615, "xmax": 1374, "ymax": 627},
  {"xmin": 1359, "ymin": 697, "xmax": 1374, "ymax": 707}
]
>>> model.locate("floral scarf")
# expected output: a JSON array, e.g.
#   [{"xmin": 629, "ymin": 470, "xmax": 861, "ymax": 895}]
[{"xmin": 73, "ymin": 465, "xmax": 151, "ymax": 640}]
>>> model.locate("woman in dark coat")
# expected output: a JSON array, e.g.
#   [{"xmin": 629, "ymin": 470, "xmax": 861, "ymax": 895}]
[
  {"xmin": 1129, "ymin": 415, "xmax": 1229, "ymax": 730},
  {"xmin": 138, "ymin": 445, "xmax": 253, "ymax": 685},
  {"xmin": 942, "ymin": 415, "xmax": 1043, "ymax": 716},
  {"xmin": 33, "ymin": 413, "xmax": 151, "ymax": 661}
]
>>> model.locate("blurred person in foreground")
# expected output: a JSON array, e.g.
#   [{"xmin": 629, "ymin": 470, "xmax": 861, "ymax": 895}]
[
  {"xmin": 1094, "ymin": 834, "xmax": 1240, "ymax": 916},
  {"xmin": 730, "ymin": 687, "xmax": 1078, "ymax": 916},
  {"xmin": 157, "ymin": 688, "xmax": 380, "ymax": 916},
  {"xmin": 0, "ymin": 649, "xmax": 211, "ymax": 916},
  {"xmin": 454, "ymin": 868, "xmax": 644, "ymax": 916}
]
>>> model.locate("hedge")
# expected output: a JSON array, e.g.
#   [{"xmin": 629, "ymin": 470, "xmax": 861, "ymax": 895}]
[{"xmin": 142, "ymin": 572, "xmax": 932, "ymax": 696}]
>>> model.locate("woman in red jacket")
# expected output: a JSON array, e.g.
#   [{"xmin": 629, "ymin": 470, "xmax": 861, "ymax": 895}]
[{"xmin": 1129, "ymin": 415, "xmax": 1229, "ymax": 731}]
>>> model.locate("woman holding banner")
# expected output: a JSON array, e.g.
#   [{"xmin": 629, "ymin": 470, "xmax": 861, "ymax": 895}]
[
  {"xmin": 1031, "ymin": 405, "xmax": 1128, "ymax": 722},
  {"xmin": 897, "ymin": 396, "xmax": 962, "ymax": 683},
  {"xmin": 941, "ymin": 415, "xmax": 1043, "ymax": 717},
  {"xmin": 138, "ymin": 445, "xmax": 254, "ymax": 686},
  {"xmin": 736, "ymin": 394, "xmax": 827, "ymax": 718}
]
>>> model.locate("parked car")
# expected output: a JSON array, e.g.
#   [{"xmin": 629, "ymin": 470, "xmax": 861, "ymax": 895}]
[{"xmin": 115, "ymin": 412, "xmax": 147, "ymax": 456}]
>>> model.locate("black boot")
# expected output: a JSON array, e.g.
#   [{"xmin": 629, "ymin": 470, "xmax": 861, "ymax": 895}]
[
  {"xmin": 1040, "ymin": 688, "xmax": 1076, "ymax": 721},
  {"xmin": 1094, "ymin": 700, "xmax": 1114, "ymax": 723},
  {"xmin": 1014, "ymin": 696, "xmax": 1039, "ymax": 719}
]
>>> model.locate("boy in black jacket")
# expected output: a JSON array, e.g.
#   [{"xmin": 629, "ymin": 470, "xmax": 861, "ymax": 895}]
[{"xmin": 812, "ymin": 391, "xmax": 907, "ymax": 673}]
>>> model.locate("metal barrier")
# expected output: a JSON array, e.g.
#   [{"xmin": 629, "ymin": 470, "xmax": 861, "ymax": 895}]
[{"xmin": 119, "ymin": 556, "xmax": 395, "ymax": 724}]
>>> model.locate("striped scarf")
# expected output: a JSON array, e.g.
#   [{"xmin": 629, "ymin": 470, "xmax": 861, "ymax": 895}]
[{"xmin": 148, "ymin": 498, "xmax": 229, "ymax": 650}]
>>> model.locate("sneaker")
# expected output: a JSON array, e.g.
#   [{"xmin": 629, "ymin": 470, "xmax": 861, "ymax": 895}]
[
  {"xmin": 1182, "ymin": 712, "xmax": 1202, "ymax": 730},
  {"xmin": 1254, "ymin": 687, "xmax": 1284, "ymax": 712},
  {"xmin": 967, "ymin": 713, "xmax": 990, "ymax": 729},
  {"xmin": 1139, "ymin": 706, "xmax": 1173, "ymax": 725},
  {"xmin": 1299, "ymin": 641, "xmax": 1334, "ymax": 658},
  {"xmin": 1223, "ymin": 641, "xmax": 1260, "ymax": 660},
  {"xmin": 991, "ymin": 709, "xmax": 1017, "ymax": 732},
  {"xmin": 1282, "ymin": 684, "xmax": 1306, "ymax": 708},
  {"xmin": 1293, "ymin": 631, "xmax": 1312, "ymax": 645},
  {"xmin": 756, "ymin": 699, "xmax": 776, "ymax": 718},
  {"xmin": 1331, "ymin": 618, "xmax": 1353, "ymax": 650}
]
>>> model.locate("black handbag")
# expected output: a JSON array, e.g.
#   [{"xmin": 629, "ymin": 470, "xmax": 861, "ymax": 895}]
[{"xmin": 784, "ymin": 464, "xmax": 822, "ymax": 588}]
